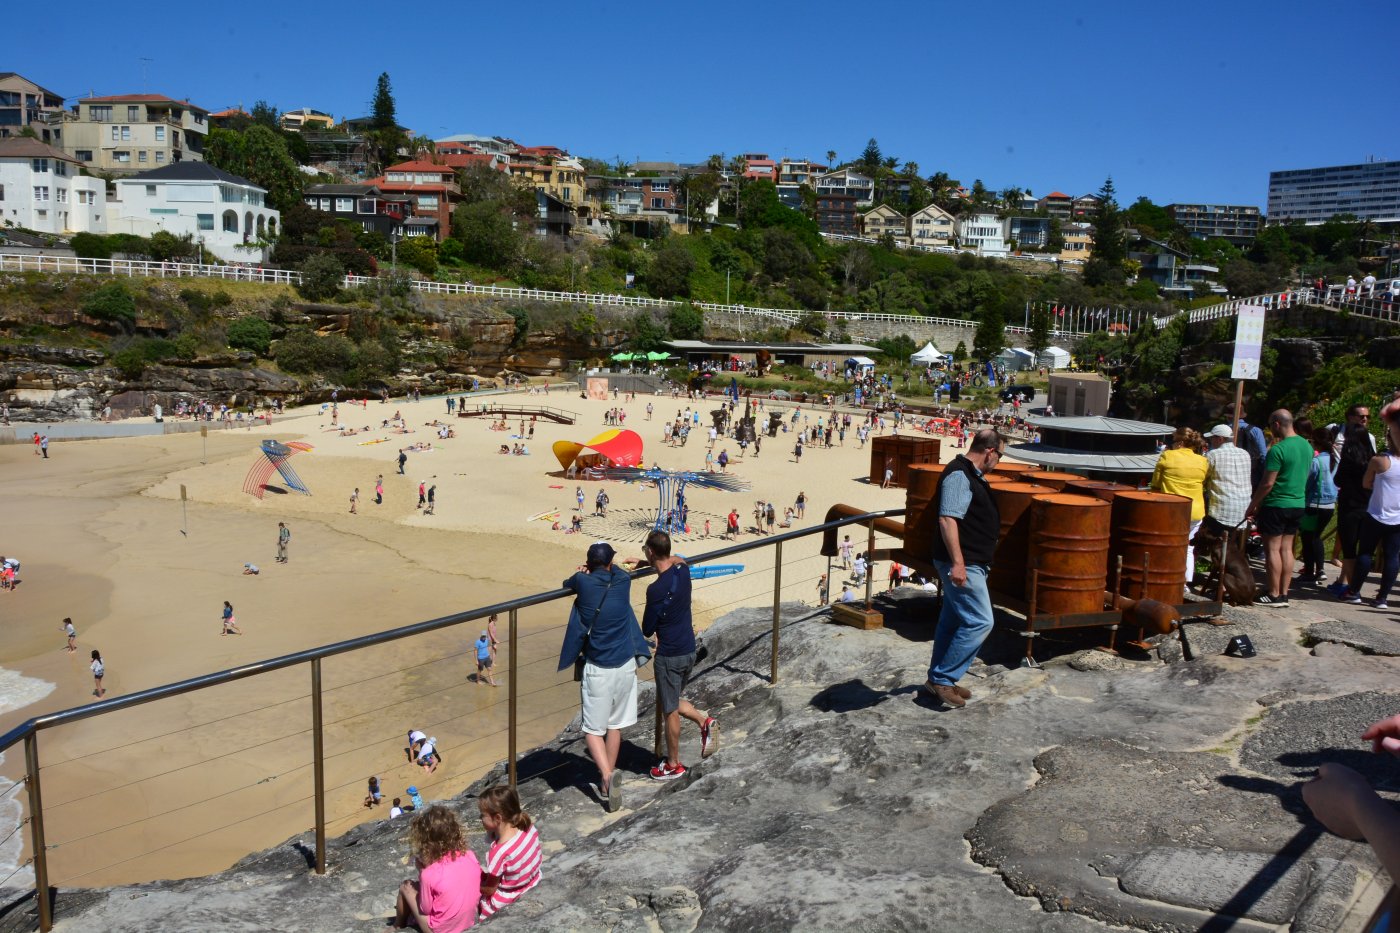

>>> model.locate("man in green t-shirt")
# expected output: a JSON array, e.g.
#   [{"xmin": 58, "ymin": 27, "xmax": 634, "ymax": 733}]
[{"xmin": 1246, "ymin": 409, "xmax": 1313, "ymax": 607}]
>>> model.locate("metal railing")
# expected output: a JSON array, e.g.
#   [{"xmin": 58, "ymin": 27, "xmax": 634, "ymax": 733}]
[{"xmin": 0, "ymin": 508, "xmax": 903, "ymax": 931}]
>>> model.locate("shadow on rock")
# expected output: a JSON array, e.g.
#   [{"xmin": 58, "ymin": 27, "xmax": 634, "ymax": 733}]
[{"xmin": 809, "ymin": 679, "xmax": 890, "ymax": 713}]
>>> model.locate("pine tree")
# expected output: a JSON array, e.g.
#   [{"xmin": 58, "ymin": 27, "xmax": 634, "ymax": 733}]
[
  {"xmin": 370, "ymin": 73, "xmax": 397, "ymax": 132},
  {"xmin": 1083, "ymin": 176, "xmax": 1126, "ymax": 286},
  {"xmin": 859, "ymin": 138, "xmax": 882, "ymax": 174}
]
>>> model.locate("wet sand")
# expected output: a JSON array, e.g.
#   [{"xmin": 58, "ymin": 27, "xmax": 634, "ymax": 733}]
[{"xmin": 0, "ymin": 389, "xmax": 968, "ymax": 887}]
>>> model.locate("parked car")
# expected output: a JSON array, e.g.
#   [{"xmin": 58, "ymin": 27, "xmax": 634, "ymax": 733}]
[
  {"xmin": 1000, "ymin": 384, "xmax": 1036, "ymax": 403},
  {"xmin": 1381, "ymin": 279, "xmax": 1400, "ymax": 305}
]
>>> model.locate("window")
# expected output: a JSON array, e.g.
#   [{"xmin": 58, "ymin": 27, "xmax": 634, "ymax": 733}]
[
  {"xmin": 90, "ymin": 105, "xmax": 111, "ymax": 121},
  {"xmin": 318, "ymin": 197, "xmax": 331, "ymax": 211},
  {"xmin": 416, "ymin": 195, "xmax": 438, "ymax": 210},
  {"xmin": 138, "ymin": 151, "xmax": 147, "ymax": 163},
  {"xmin": 561, "ymin": 187, "xmax": 571, "ymax": 201},
  {"xmin": 110, "ymin": 125, "xmax": 130, "ymax": 141},
  {"xmin": 54, "ymin": 161, "xmax": 67, "ymax": 177},
  {"xmin": 0, "ymin": 184, "xmax": 5, "ymax": 201},
  {"xmin": 335, "ymin": 197, "xmax": 353, "ymax": 212},
  {"xmin": 154, "ymin": 126, "xmax": 165, "ymax": 142},
  {"xmin": 155, "ymin": 151, "xmax": 165, "ymax": 163},
  {"xmin": 36, "ymin": 209, "xmax": 46, "ymax": 218},
  {"xmin": 56, "ymin": 188, "xmax": 67, "ymax": 203},
  {"xmin": 76, "ymin": 150, "xmax": 92, "ymax": 162},
  {"xmin": 114, "ymin": 151, "xmax": 130, "ymax": 163},
  {"xmin": 127, "ymin": 105, "xmax": 139, "ymax": 121},
  {"xmin": 33, "ymin": 186, "xmax": 49, "ymax": 202},
  {"xmin": 146, "ymin": 185, "xmax": 157, "ymax": 196},
  {"xmin": 357, "ymin": 199, "xmax": 375, "ymax": 214},
  {"xmin": 197, "ymin": 213, "xmax": 214, "ymax": 230},
  {"xmin": 78, "ymin": 190, "xmax": 94, "ymax": 205},
  {"xmin": 31, "ymin": 158, "xmax": 48, "ymax": 173},
  {"xmin": 149, "ymin": 208, "xmax": 176, "ymax": 215}
]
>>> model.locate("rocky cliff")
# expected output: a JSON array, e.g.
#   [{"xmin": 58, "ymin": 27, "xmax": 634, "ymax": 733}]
[{"xmin": 10, "ymin": 591, "xmax": 1395, "ymax": 932}]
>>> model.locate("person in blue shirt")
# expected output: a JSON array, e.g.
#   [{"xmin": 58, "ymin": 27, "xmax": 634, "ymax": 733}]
[
  {"xmin": 557, "ymin": 542, "xmax": 651, "ymax": 812},
  {"xmin": 474, "ymin": 631, "xmax": 497, "ymax": 687}
]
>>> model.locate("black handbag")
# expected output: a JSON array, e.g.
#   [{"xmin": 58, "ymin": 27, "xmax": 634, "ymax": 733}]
[{"xmin": 573, "ymin": 577, "xmax": 615, "ymax": 682}]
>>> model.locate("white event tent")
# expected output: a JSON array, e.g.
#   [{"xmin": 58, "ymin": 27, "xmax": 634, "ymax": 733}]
[{"xmin": 910, "ymin": 342, "xmax": 943, "ymax": 364}]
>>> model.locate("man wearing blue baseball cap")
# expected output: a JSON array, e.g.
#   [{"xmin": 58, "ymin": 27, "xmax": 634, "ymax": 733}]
[{"xmin": 558, "ymin": 541, "xmax": 651, "ymax": 813}]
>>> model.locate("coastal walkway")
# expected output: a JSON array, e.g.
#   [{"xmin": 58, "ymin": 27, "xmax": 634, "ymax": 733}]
[{"xmin": 1, "ymin": 251, "xmax": 1394, "ymax": 347}]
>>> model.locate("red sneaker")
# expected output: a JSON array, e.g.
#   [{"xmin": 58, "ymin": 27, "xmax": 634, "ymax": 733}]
[
  {"xmin": 649, "ymin": 761, "xmax": 686, "ymax": 781},
  {"xmin": 700, "ymin": 717, "xmax": 719, "ymax": 759}
]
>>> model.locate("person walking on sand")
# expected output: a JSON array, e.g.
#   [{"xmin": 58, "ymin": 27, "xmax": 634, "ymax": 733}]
[
  {"xmin": 221, "ymin": 601, "xmax": 242, "ymax": 635},
  {"xmin": 375, "ymin": 475, "xmax": 384, "ymax": 506},
  {"xmin": 350, "ymin": 488, "xmax": 359, "ymax": 514},
  {"xmin": 398, "ymin": 449, "xmax": 408, "ymax": 475},
  {"xmin": 62, "ymin": 617, "xmax": 77, "ymax": 652},
  {"xmin": 474, "ymin": 631, "xmax": 497, "ymax": 686},
  {"xmin": 276, "ymin": 522, "xmax": 290, "ymax": 563},
  {"xmin": 487, "ymin": 614, "xmax": 500, "ymax": 664},
  {"xmin": 90, "ymin": 649, "xmax": 105, "ymax": 698},
  {"xmin": 40, "ymin": 435, "xmax": 48, "ymax": 459},
  {"xmin": 418, "ymin": 481, "xmax": 426, "ymax": 510},
  {"xmin": 425, "ymin": 484, "xmax": 436, "ymax": 515},
  {"xmin": 576, "ymin": 487, "xmax": 585, "ymax": 512}
]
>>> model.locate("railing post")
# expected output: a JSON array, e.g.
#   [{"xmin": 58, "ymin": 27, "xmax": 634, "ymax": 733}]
[
  {"xmin": 25, "ymin": 732, "xmax": 50, "ymax": 932},
  {"xmin": 310, "ymin": 658, "xmax": 326, "ymax": 875},
  {"xmin": 865, "ymin": 522, "xmax": 876, "ymax": 610},
  {"xmin": 507, "ymin": 608, "xmax": 518, "ymax": 790},
  {"xmin": 770, "ymin": 540, "xmax": 783, "ymax": 684}
]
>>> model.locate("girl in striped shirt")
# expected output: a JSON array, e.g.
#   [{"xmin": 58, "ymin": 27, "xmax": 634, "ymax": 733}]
[{"xmin": 477, "ymin": 786, "xmax": 541, "ymax": 918}]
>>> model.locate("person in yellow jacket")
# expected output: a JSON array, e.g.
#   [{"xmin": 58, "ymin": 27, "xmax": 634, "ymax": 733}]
[{"xmin": 1151, "ymin": 427, "xmax": 1209, "ymax": 589}]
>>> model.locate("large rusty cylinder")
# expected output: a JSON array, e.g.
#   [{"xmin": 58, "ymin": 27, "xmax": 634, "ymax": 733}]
[
  {"xmin": 1063, "ymin": 479, "xmax": 1138, "ymax": 502},
  {"xmin": 1109, "ymin": 491, "xmax": 1192, "ymax": 602},
  {"xmin": 1027, "ymin": 494, "xmax": 1112, "ymax": 615},
  {"xmin": 1024, "ymin": 470, "xmax": 1081, "ymax": 491},
  {"xmin": 986, "ymin": 482, "xmax": 1053, "ymax": 600}
]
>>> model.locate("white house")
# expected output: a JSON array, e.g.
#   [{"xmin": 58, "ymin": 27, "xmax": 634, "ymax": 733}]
[
  {"xmin": 958, "ymin": 210, "xmax": 1009, "ymax": 257},
  {"xmin": 0, "ymin": 137, "xmax": 106, "ymax": 235},
  {"xmin": 909, "ymin": 203, "xmax": 957, "ymax": 249},
  {"xmin": 109, "ymin": 162, "xmax": 278, "ymax": 261},
  {"xmin": 815, "ymin": 168, "xmax": 875, "ymax": 207}
]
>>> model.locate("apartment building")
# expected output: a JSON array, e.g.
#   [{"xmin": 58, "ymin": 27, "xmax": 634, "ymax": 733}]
[
  {"xmin": 0, "ymin": 73, "xmax": 66, "ymax": 142},
  {"xmin": 1267, "ymin": 159, "xmax": 1400, "ymax": 224},
  {"xmin": 280, "ymin": 108, "xmax": 335, "ymax": 132},
  {"xmin": 1008, "ymin": 215, "xmax": 1051, "ymax": 249},
  {"xmin": 1071, "ymin": 194, "xmax": 1100, "ymax": 220},
  {"xmin": 365, "ymin": 160, "xmax": 462, "ymax": 241},
  {"xmin": 816, "ymin": 193, "xmax": 859, "ymax": 236},
  {"xmin": 57, "ymin": 94, "xmax": 208, "ymax": 175},
  {"xmin": 108, "ymin": 162, "xmax": 277, "ymax": 260},
  {"xmin": 505, "ymin": 155, "xmax": 586, "ymax": 226},
  {"xmin": 1060, "ymin": 223, "xmax": 1093, "ymax": 262},
  {"xmin": 593, "ymin": 175, "xmax": 679, "ymax": 215},
  {"xmin": 777, "ymin": 158, "xmax": 827, "ymax": 187},
  {"xmin": 959, "ymin": 210, "xmax": 1009, "ymax": 257},
  {"xmin": 741, "ymin": 153, "xmax": 776, "ymax": 183},
  {"xmin": 815, "ymin": 168, "xmax": 875, "ymax": 207},
  {"xmin": 1164, "ymin": 203, "xmax": 1261, "ymax": 245},
  {"xmin": 860, "ymin": 204, "xmax": 908, "ymax": 244},
  {"xmin": 910, "ymin": 203, "xmax": 956, "ymax": 248},
  {"xmin": 1036, "ymin": 191, "xmax": 1073, "ymax": 219},
  {"xmin": 436, "ymin": 134, "xmax": 514, "ymax": 157},
  {"xmin": 0, "ymin": 137, "xmax": 106, "ymax": 234}
]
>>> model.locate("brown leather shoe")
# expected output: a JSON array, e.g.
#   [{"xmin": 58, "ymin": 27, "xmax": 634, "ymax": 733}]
[
  {"xmin": 921, "ymin": 681, "xmax": 966, "ymax": 708},
  {"xmin": 953, "ymin": 684, "xmax": 972, "ymax": 699}
]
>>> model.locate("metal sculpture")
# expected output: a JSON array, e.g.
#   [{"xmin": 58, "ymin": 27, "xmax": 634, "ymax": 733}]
[
  {"xmin": 602, "ymin": 467, "xmax": 749, "ymax": 534},
  {"xmin": 242, "ymin": 440, "xmax": 314, "ymax": 499}
]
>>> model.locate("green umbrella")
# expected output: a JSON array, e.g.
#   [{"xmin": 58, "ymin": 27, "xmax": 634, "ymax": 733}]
[
  {"xmin": 646, "ymin": 351, "xmax": 671, "ymax": 361},
  {"xmin": 611, "ymin": 352, "xmax": 635, "ymax": 361}
]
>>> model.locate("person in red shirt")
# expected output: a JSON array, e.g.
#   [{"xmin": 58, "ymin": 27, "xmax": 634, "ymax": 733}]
[
  {"xmin": 477, "ymin": 786, "xmax": 542, "ymax": 919},
  {"xmin": 726, "ymin": 509, "xmax": 740, "ymax": 540}
]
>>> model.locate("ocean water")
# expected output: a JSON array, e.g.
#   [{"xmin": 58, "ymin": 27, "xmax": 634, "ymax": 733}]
[{"xmin": 0, "ymin": 667, "xmax": 56, "ymax": 888}]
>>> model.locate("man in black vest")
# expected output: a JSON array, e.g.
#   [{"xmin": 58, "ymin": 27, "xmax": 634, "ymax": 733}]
[{"xmin": 923, "ymin": 428, "xmax": 1004, "ymax": 708}]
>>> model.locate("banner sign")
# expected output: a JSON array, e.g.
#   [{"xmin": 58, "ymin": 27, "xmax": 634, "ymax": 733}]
[{"xmin": 1231, "ymin": 304, "xmax": 1265, "ymax": 380}]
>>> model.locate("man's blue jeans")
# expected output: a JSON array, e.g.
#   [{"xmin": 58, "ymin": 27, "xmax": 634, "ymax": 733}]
[{"xmin": 928, "ymin": 560, "xmax": 995, "ymax": 686}]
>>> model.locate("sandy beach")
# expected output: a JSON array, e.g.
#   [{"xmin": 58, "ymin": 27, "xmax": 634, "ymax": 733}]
[{"xmin": 0, "ymin": 386, "xmax": 966, "ymax": 888}]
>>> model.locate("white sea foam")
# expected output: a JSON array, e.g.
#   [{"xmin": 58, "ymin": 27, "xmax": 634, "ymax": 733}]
[{"xmin": 0, "ymin": 667, "xmax": 55, "ymax": 888}]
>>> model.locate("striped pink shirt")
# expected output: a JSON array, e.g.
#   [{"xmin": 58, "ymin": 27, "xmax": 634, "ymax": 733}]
[{"xmin": 479, "ymin": 823, "xmax": 541, "ymax": 918}]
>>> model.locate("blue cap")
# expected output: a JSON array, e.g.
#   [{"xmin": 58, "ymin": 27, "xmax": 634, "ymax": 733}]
[{"xmin": 407, "ymin": 786, "xmax": 418, "ymax": 794}]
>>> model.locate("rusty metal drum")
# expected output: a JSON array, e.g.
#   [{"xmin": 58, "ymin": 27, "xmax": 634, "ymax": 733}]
[
  {"xmin": 1063, "ymin": 480, "xmax": 1138, "ymax": 502},
  {"xmin": 1027, "ymin": 494, "xmax": 1111, "ymax": 615},
  {"xmin": 984, "ymin": 472, "xmax": 1014, "ymax": 484},
  {"xmin": 1109, "ymin": 491, "xmax": 1192, "ymax": 602},
  {"xmin": 990, "ymin": 462, "xmax": 1037, "ymax": 479},
  {"xmin": 901, "ymin": 463, "xmax": 947, "ymax": 563},
  {"xmin": 1024, "ymin": 470, "xmax": 1081, "ymax": 491},
  {"xmin": 987, "ymin": 482, "xmax": 1052, "ymax": 599}
]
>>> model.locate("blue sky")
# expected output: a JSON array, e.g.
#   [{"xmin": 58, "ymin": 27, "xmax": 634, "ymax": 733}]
[{"xmin": 21, "ymin": 0, "xmax": 1398, "ymax": 208}]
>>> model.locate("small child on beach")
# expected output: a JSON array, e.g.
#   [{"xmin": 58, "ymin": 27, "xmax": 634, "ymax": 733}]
[
  {"xmin": 61, "ymin": 617, "xmax": 76, "ymax": 652},
  {"xmin": 90, "ymin": 649, "xmax": 105, "ymax": 698},
  {"xmin": 364, "ymin": 776, "xmax": 383, "ymax": 808},
  {"xmin": 389, "ymin": 798, "xmax": 404, "ymax": 819},
  {"xmin": 221, "ymin": 601, "xmax": 242, "ymax": 635},
  {"xmin": 405, "ymin": 786, "xmax": 424, "ymax": 811}
]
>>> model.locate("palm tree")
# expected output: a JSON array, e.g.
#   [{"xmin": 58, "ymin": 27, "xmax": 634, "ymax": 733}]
[
  {"xmin": 999, "ymin": 186, "xmax": 1024, "ymax": 218},
  {"xmin": 825, "ymin": 149, "xmax": 837, "ymax": 168}
]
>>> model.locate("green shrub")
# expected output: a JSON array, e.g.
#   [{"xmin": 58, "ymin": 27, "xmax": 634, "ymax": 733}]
[
  {"xmin": 71, "ymin": 232, "xmax": 112, "ymax": 260},
  {"xmin": 296, "ymin": 253, "xmax": 345, "ymax": 301},
  {"xmin": 274, "ymin": 329, "xmax": 354, "ymax": 376},
  {"xmin": 110, "ymin": 338, "xmax": 177, "ymax": 379},
  {"xmin": 82, "ymin": 282, "xmax": 137, "ymax": 324},
  {"xmin": 227, "ymin": 316, "xmax": 273, "ymax": 355}
]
